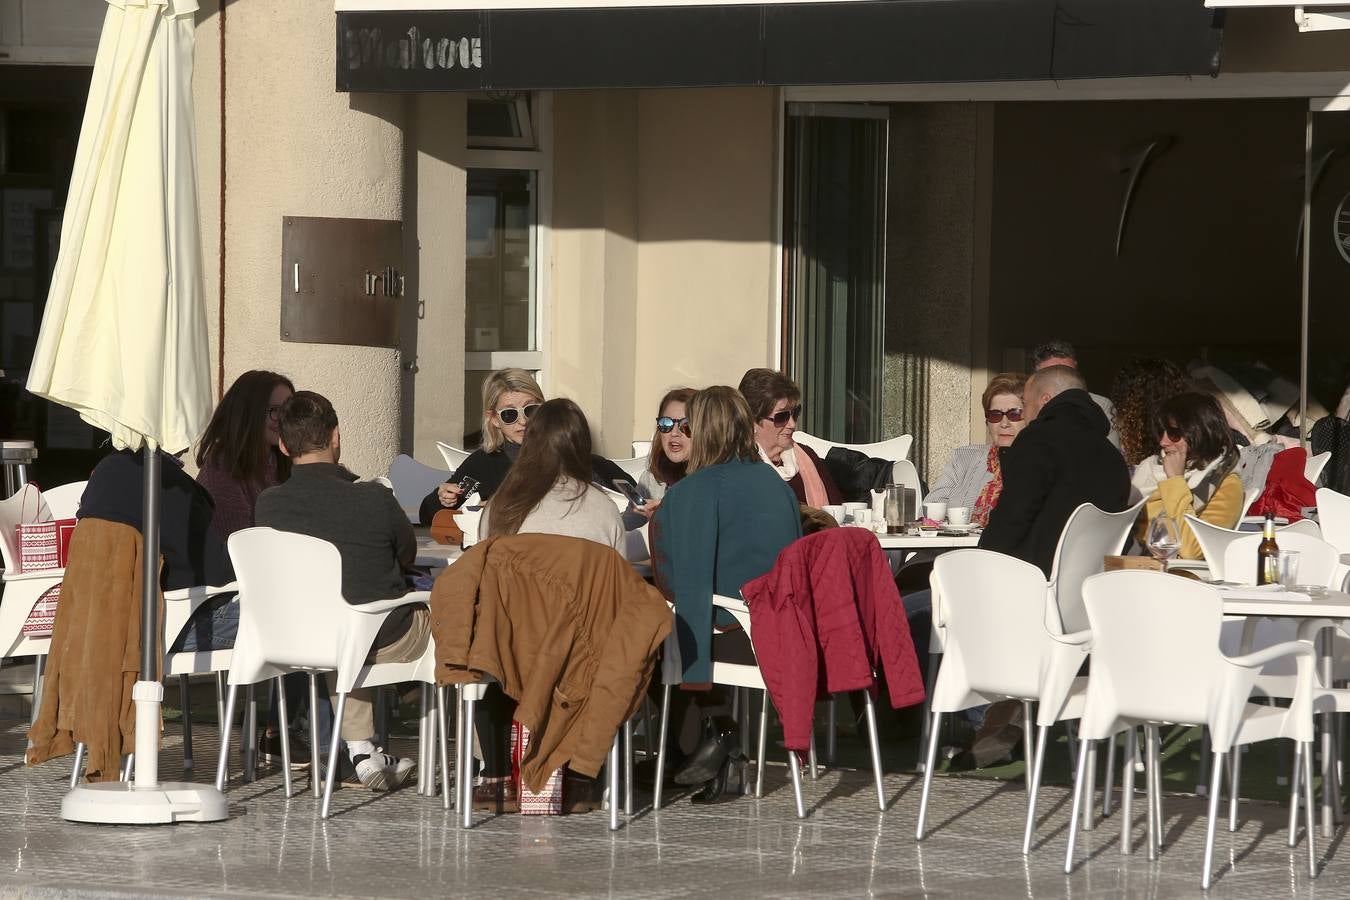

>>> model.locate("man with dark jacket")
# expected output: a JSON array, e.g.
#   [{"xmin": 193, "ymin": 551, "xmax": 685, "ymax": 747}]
[
  {"xmin": 979, "ymin": 365, "xmax": 1131, "ymax": 576},
  {"xmin": 256, "ymin": 391, "xmax": 425, "ymax": 791}
]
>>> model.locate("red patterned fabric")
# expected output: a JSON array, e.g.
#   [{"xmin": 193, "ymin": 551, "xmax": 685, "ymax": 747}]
[{"xmin": 972, "ymin": 445, "xmax": 1002, "ymax": 528}]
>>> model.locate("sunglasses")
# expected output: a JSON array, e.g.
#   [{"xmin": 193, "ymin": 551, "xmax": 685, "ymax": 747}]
[
  {"xmin": 656, "ymin": 416, "xmax": 691, "ymax": 436},
  {"xmin": 495, "ymin": 403, "xmax": 541, "ymax": 425},
  {"xmin": 985, "ymin": 408, "xmax": 1024, "ymax": 424},
  {"xmin": 1161, "ymin": 425, "xmax": 1185, "ymax": 442},
  {"xmin": 764, "ymin": 405, "xmax": 803, "ymax": 428},
  {"xmin": 267, "ymin": 405, "xmax": 282, "ymax": 423}
]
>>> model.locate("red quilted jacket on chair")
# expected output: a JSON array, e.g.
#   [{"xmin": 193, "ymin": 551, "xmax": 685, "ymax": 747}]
[{"xmin": 740, "ymin": 527, "xmax": 925, "ymax": 753}]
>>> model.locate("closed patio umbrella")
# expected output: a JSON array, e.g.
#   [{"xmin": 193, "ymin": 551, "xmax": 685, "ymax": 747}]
[{"xmin": 28, "ymin": 0, "xmax": 225, "ymax": 824}]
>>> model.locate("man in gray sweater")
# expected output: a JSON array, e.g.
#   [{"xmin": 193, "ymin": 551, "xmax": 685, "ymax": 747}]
[{"xmin": 256, "ymin": 391, "xmax": 426, "ymax": 791}]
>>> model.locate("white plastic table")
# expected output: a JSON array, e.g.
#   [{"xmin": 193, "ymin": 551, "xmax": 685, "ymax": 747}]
[{"xmin": 1221, "ymin": 586, "xmax": 1350, "ymax": 836}]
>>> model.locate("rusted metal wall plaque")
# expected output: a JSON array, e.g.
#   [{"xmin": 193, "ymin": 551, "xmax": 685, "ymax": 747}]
[{"xmin": 280, "ymin": 216, "xmax": 404, "ymax": 348}]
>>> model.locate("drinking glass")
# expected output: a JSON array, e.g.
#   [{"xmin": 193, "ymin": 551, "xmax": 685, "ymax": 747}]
[
  {"xmin": 1146, "ymin": 514, "xmax": 1181, "ymax": 574},
  {"xmin": 1278, "ymin": 550, "xmax": 1301, "ymax": 589},
  {"xmin": 884, "ymin": 485, "xmax": 905, "ymax": 534}
]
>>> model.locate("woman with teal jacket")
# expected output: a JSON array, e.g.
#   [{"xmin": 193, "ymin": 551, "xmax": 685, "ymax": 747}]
[{"xmin": 652, "ymin": 385, "xmax": 802, "ymax": 802}]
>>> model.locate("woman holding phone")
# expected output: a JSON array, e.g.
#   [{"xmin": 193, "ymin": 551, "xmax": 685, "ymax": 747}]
[
  {"xmin": 418, "ymin": 368, "xmax": 629, "ymax": 524},
  {"xmin": 631, "ymin": 387, "xmax": 694, "ymax": 519}
]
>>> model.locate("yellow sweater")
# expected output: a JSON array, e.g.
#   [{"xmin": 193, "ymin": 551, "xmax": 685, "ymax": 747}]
[{"xmin": 1138, "ymin": 472, "xmax": 1245, "ymax": 560}]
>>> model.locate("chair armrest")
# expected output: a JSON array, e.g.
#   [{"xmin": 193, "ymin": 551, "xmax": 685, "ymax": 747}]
[
  {"xmin": 1049, "ymin": 628, "xmax": 1093, "ymax": 648},
  {"xmin": 712, "ymin": 594, "xmax": 748, "ymax": 615},
  {"xmin": 350, "ymin": 590, "xmax": 431, "ymax": 615},
  {"xmin": 1225, "ymin": 640, "xmax": 1317, "ymax": 670},
  {"xmin": 2, "ymin": 568, "xmax": 64, "ymax": 583},
  {"xmin": 164, "ymin": 582, "xmax": 238, "ymax": 602}
]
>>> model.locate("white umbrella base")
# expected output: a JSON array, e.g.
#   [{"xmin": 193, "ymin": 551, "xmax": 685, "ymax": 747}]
[{"xmin": 61, "ymin": 781, "xmax": 227, "ymax": 825}]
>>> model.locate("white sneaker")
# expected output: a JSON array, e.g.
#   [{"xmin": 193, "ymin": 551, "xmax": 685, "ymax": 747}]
[{"xmin": 351, "ymin": 749, "xmax": 415, "ymax": 791}]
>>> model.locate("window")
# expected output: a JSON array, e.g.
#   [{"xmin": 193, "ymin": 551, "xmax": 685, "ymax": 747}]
[{"xmin": 467, "ymin": 92, "xmax": 535, "ymax": 150}]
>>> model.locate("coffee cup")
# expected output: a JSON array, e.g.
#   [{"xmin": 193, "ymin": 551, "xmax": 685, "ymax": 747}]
[
  {"xmin": 851, "ymin": 508, "xmax": 872, "ymax": 527},
  {"xmin": 947, "ymin": 507, "xmax": 971, "ymax": 527},
  {"xmin": 821, "ymin": 504, "xmax": 845, "ymax": 524},
  {"xmin": 923, "ymin": 501, "xmax": 948, "ymax": 523},
  {"xmin": 842, "ymin": 501, "xmax": 868, "ymax": 524}
]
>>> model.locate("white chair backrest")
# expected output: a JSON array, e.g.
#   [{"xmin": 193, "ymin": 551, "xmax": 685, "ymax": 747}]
[
  {"xmin": 1317, "ymin": 488, "xmax": 1350, "ymax": 555},
  {"xmin": 387, "ymin": 455, "xmax": 448, "ymax": 519},
  {"xmin": 612, "ymin": 456, "xmax": 649, "ymax": 480},
  {"xmin": 632, "ymin": 440, "xmax": 652, "ymax": 458},
  {"xmin": 891, "ymin": 459, "xmax": 924, "ymax": 508},
  {"xmin": 1188, "ymin": 515, "xmax": 1321, "ymax": 581},
  {"xmin": 930, "ymin": 549, "xmax": 1052, "ymax": 702},
  {"xmin": 226, "ymin": 528, "xmax": 352, "ymax": 679},
  {"xmin": 436, "ymin": 441, "xmax": 471, "ymax": 472},
  {"xmin": 40, "ymin": 481, "xmax": 86, "ymax": 519},
  {"xmin": 1048, "ymin": 499, "xmax": 1146, "ymax": 635},
  {"xmin": 0, "ymin": 485, "xmax": 49, "ymax": 571},
  {"xmin": 1242, "ymin": 485, "xmax": 1260, "ymax": 517},
  {"xmin": 793, "ymin": 432, "xmax": 912, "ymax": 463},
  {"xmin": 1307, "ymin": 451, "xmax": 1333, "ymax": 486},
  {"xmin": 1081, "ymin": 571, "xmax": 1223, "ymax": 732},
  {"xmin": 1222, "ymin": 531, "xmax": 1342, "ymax": 588}
]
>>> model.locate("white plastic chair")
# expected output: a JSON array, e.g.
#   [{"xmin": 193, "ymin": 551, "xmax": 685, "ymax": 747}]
[
  {"xmin": 1221, "ymin": 532, "xmax": 1342, "ymax": 589},
  {"xmin": 1307, "ymin": 451, "xmax": 1333, "ymax": 486},
  {"xmin": 792, "ymin": 432, "xmax": 913, "ymax": 464},
  {"xmin": 436, "ymin": 441, "xmax": 471, "ymax": 472},
  {"xmin": 631, "ymin": 440, "xmax": 652, "ymax": 458},
  {"xmin": 1064, "ymin": 571, "xmax": 1318, "ymax": 889},
  {"xmin": 917, "ymin": 550, "xmax": 1090, "ymax": 845},
  {"xmin": 1315, "ymin": 488, "xmax": 1350, "ymax": 556},
  {"xmin": 216, "ymin": 528, "xmax": 446, "ymax": 818},
  {"xmin": 386, "ymin": 455, "xmax": 451, "ymax": 524},
  {"xmin": 891, "ymin": 459, "xmax": 924, "ymax": 508},
  {"xmin": 611, "ymin": 456, "xmax": 649, "ymax": 480},
  {"xmin": 1188, "ymin": 516, "xmax": 1322, "ymax": 582}
]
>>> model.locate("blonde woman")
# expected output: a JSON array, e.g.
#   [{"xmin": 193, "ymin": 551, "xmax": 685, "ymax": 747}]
[
  {"xmin": 651, "ymin": 385, "xmax": 801, "ymax": 802},
  {"xmin": 419, "ymin": 368, "xmax": 629, "ymax": 524}
]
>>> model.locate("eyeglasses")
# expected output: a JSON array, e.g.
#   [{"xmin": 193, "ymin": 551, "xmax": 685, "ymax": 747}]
[
  {"xmin": 495, "ymin": 403, "xmax": 541, "ymax": 425},
  {"xmin": 984, "ymin": 408, "xmax": 1024, "ymax": 424},
  {"xmin": 1161, "ymin": 425, "xmax": 1185, "ymax": 442},
  {"xmin": 764, "ymin": 405, "xmax": 802, "ymax": 428},
  {"xmin": 267, "ymin": 405, "xmax": 282, "ymax": 422},
  {"xmin": 657, "ymin": 416, "xmax": 690, "ymax": 436}
]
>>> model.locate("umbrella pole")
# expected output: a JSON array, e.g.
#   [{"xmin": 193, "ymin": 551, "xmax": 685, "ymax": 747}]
[{"xmin": 132, "ymin": 446, "xmax": 163, "ymax": 788}]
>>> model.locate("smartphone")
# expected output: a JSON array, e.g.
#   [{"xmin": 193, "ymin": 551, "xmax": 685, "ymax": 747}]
[
  {"xmin": 456, "ymin": 475, "xmax": 481, "ymax": 496},
  {"xmin": 614, "ymin": 479, "xmax": 646, "ymax": 508}
]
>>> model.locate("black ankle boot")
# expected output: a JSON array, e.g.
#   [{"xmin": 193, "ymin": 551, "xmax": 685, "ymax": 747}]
[
  {"xmin": 673, "ymin": 716, "xmax": 739, "ymax": 787},
  {"xmin": 690, "ymin": 751, "xmax": 747, "ymax": 805}
]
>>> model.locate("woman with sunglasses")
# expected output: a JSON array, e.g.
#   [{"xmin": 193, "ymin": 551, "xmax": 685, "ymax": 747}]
[
  {"xmin": 631, "ymin": 387, "xmax": 695, "ymax": 519},
  {"xmin": 925, "ymin": 372, "xmax": 1028, "ymax": 527},
  {"xmin": 1131, "ymin": 391, "xmax": 1243, "ymax": 559},
  {"xmin": 737, "ymin": 368, "xmax": 842, "ymax": 507},
  {"xmin": 419, "ymin": 368, "xmax": 631, "ymax": 524},
  {"xmin": 651, "ymin": 386, "xmax": 802, "ymax": 802}
]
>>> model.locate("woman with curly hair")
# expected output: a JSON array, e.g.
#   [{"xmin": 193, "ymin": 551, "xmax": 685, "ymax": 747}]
[{"xmin": 1111, "ymin": 357, "xmax": 1191, "ymax": 466}]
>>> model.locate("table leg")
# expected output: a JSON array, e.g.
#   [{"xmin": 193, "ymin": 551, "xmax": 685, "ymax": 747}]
[{"xmin": 1322, "ymin": 627, "xmax": 1337, "ymax": 838}]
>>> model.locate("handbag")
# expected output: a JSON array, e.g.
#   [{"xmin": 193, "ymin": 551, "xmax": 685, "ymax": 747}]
[
  {"xmin": 21, "ymin": 583, "xmax": 62, "ymax": 637},
  {"xmin": 13, "ymin": 484, "xmax": 77, "ymax": 572},
  {"xmin": 429, "ymin": 508, "xmax": 463, "ymax": 545},
  {"xmin": 510, "ymin": 721, "xmax": 565, "ymax": 816}
]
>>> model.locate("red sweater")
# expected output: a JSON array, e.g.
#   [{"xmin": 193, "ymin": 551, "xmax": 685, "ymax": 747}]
[{"xmin": 741, "ymin": 527, "xmax": 925, "ymax": 752}]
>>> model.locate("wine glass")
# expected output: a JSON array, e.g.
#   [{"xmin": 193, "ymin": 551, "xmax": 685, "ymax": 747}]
[{"xmin": 1146, "ymin": 514, "xmax": 1181, "ymax": 574}]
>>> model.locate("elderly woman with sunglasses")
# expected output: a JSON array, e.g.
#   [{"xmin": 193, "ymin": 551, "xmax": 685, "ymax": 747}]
[
  {"xmin": 1131, "ymin": 391, "xmax": 1243, "ymax": 560},
  {"xmin": 737, "ymin": 368, "xmax": 842, "ymax": 507},
  {"xmin": 418, "ymin": 368, "xmax": 628, "ymax": 525},
  {"xmin": 925, "ymin": 372, "xmax": 1029, "ymax": 527}
]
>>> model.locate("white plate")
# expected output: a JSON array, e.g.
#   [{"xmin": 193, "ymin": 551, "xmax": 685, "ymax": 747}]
[{"xmin": 938, "ymin": 522, "xmax": 977, "ymax": 533}]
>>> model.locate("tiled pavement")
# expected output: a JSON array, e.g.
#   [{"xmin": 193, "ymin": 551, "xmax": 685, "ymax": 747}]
[{"xmin": 0, "ymin": 718, "xmax": 1344, "ymax": 899}]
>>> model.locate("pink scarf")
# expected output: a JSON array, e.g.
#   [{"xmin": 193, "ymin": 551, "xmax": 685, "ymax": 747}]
[{"xmin": 763, "ymin": 445, "xmax": 830, "ymax": 508}]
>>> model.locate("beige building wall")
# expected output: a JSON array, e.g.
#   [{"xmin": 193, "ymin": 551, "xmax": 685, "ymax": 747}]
[{"xmin": 197, "ymin": 0, "xmax": 407, "ymax": 478}]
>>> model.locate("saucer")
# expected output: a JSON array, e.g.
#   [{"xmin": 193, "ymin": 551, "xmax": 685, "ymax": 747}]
[{"xmin": 939, "ymin": 522, "xmax": 977, "ymax": 533}]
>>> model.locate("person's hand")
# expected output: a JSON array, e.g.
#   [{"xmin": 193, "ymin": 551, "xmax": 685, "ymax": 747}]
[
  {"xmin": 1161, "ymin": 442, "xmax": 1187, "ymax": 479},
  {"xmin": 437, "ymin": 481, "xmax": 465, "ymax": 509},
  {"xmin": 634, "ymin": 498, "xmax": 661, "ymax": 519}
]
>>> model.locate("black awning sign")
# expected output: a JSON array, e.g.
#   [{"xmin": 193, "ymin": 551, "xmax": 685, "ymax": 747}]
[{"xmin": 338, "ymin": 15, "xmax": 486, "ymax": 91}]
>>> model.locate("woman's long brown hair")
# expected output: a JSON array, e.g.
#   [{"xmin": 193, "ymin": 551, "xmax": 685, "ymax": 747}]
[
  {"xmin": 485, "ymin": 398, "xmax": 594, "ymax": 538},
  {"xmin": 647, "ymin": 387, "xmax": 695, "ymax": 487},
  {"xmin": 196, "ymin": 370, "xmax": 294, "ymax": 486}
]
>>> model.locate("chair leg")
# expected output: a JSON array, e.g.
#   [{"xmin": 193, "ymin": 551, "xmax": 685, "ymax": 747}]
[
  {"xmin": 1202, "ymin": 750, "xmax": 1225, "ymax": 890},
  {"xmin": 916, "ymin": 652, "xmax": 940, "ymax": 774},
  {"xmin": 308, "ymin": 675, "xmax": 322, "ymax": 799},
  {"xmin": 1021, "ymin": 724, "xmax": 1050, "ymax": 855},
  {"xmin": 1081, "ymin": 740, "xmax": 1097, "ymax": 832},
  {"xmin": 1021, "ymin": 701, "xmax": 1035, "ymax": 797},
  {"xmin": 321, "ymin": 692, "xmax": 348, "ymax": 820},
  {"xmin": 460, "ymin": 688, "xmax": 477, "ymax": 829},
  {"xmin": 623, "ymin": 718, "xmax": 634, "ymax": 814},
  {"xmin": 653, "ymin": 684, "xmax": 671, "ymax": 811},
  {"xmin": 436, "ymin": 685, "xmax": 452, "ymax": 811},
  {"xmin": 826, "ymin": 696, "xmax": 837, "ymax": 765},
  {"xmin": 179, "ymin": 675, "xmax": 194, "ymax": 771},
  {"xmin": 275, "ymin": 677, "xmax": 293, "ymax": 799},
  {"xmin": 416, "ymin": 686, "xmax": 431, "ymax": 797},
  {"xmin": 1063, "ymin": 738, "xmax": 1092, "ymax": 874},
  {"xmin": 787, "ymin": 749, "xmax": 806, "ymax": 819},
  {"xmin": 1228, "ymin": 746, "xmax": 1243, "ymax": 832},
  {"xmin": 1289, "ymin": 741, "xmax": 1304, "ymax": 848},
  {"xmin": 214, "ymin": 684, "xmax": 238, "ymax": 791},
  {"xmin": 121, "ymin": 753, "xmax": 134, "ymax": 783},
  {"xmin": 916, "ymin": 711, "xmax": 943, "ymax": 840},
  {"xmin": 1196, "ymin": 728, "xmax": 1212, "ymax": 796},
  {"xmin": 1121, "ymin": 728, "xmax": 1137, "ymax": 856},
  {"xmin": 862, "ymin": 690, "xmax": 885, "ymax": 811},
  {"xmin": 69, "ymin": 742, "xmax": 86, "ymax": 788},
  {"xmin": 807, "ymin": 732, "xmax": 818, "ymax": 780},
  {"xmin": 214, "ymin": 672, "xmax": 226, "ymax": 735},
  {"xmin": 756, "ymin": 689, "xmax": 769, "ymax": 799},
  {"xmin": 608, "ymin": 732, "xmax": 621, "ymax": 832},
  {"xmin": 1103, "ymin": 731, "xmax": 1117, "ymax": 818},
  {"xmin": 1146, "ymin": 725, "xmax": 1162, "ymax": 861},
  {"xmin": 1304, "ymin": 740, "xmax": 1318, "ymax": 878},
  {"xmin": 243, "ymin": 684, "xmax": 258, "ymax": 782}
]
